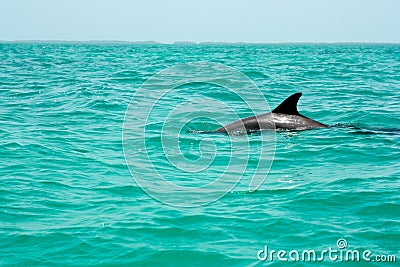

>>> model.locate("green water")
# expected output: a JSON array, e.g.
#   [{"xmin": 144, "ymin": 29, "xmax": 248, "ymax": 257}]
[{"xmin": 0, "ymin": 43, "xmax": 399, "ymax": 266}]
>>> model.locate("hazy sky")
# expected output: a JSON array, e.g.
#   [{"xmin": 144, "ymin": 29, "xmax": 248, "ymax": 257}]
[{"xmin": 0, "ymin": 0, "xmax": 399, "ymax": 43}]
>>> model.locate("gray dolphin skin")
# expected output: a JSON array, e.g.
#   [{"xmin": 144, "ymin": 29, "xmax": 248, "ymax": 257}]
[{"xmin": 215, "ymin": 92, "xmax": 328, "ymax": 133}]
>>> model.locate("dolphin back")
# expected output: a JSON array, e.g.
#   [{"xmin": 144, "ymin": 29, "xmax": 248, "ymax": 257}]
[{"xmin": 215, "ymin": 92, "xmax": 328, "ymax": 133}]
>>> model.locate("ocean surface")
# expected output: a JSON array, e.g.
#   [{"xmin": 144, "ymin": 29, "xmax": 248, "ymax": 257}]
[{"xmin": 0, "ymin": 43, "xmax": 399, "ymax": 266}]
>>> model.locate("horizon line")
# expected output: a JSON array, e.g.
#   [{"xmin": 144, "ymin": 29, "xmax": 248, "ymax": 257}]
[{"xmin": 1, "ymin": 40, "xmax": 399, "ymax": 45}]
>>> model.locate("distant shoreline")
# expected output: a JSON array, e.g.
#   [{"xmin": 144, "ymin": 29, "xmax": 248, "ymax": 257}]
[{"xmin": 0, "ymin": 40, "xmax": 399, "ymax": 45}]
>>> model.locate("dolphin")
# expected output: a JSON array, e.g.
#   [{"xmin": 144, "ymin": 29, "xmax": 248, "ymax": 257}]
[{"xmin": 214, "ymin": 92, "xmax": 328, "ymax": 133}]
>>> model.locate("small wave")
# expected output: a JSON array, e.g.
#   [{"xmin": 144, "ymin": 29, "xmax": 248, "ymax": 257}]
[{"xmin": 333, "ymin": 123, "xmax": 400, "ymax": 135}]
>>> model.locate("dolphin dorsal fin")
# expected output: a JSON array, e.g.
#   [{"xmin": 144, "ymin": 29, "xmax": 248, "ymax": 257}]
[{"xmin": 272, "ymin": 92, "xmax": 302, "ymax": 115}]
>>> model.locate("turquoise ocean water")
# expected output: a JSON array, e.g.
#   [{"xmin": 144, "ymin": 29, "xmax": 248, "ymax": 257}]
[{"xmin": 1, "ymin": 43, "xmax": 399, "ymax": 266}]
